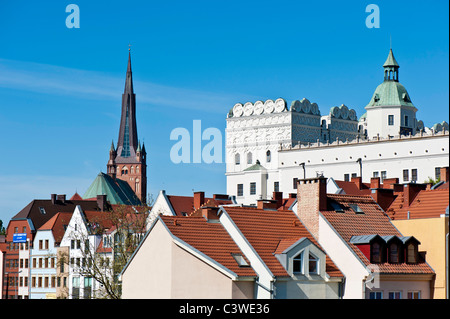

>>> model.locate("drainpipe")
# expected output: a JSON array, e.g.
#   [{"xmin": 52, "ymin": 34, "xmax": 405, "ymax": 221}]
[{"xmin": 363, "ymin": 270, "xmax": 375, "ymax": 299}]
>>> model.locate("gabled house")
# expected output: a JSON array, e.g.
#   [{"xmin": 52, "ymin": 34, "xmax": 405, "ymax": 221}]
[
  {"xmin": 147, "ymin": 190, "xmax": 234, "ymax": 226},
  {"xmin": 296, "ymin": 176, "xmax": 435, "ymax": 299},
  {"xmin": 121, "ymin": 200, "xmax": 344, "ymax": 299}
]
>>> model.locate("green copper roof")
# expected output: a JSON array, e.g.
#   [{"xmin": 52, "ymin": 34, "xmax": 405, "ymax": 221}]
[
  {"xmin": 383, "ymin": 49, "xmax": 399, "ymax": 67},
  {"xmin": 244, "ymin": 161, "xmax": 265, "ymax": 171},
  {"xmin": 83, "ymin": 172, "xmax": 141, "ymax": 205},
  {"xmin": 365, "ymin": 81, "xmax": 415, "ymax": 109}
]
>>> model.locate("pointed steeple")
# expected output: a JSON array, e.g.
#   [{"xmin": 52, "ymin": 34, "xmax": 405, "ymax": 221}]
[
  {"xmin": 117, "ymin": 49, "xmax": 138, "ymax": 158},
  {"xmin": 383, "ymin": 49, "xmax": 400, "ymax": 82}
]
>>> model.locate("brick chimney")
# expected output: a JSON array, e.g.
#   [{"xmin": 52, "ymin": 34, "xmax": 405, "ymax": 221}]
[
  {"xmin": 404, "ymin": 183, "xmax": 427, "ymax": 207},
  {"xmin": 193, "ymin": 191, "xmax": 205, "ymax": 210},
  {"xmin": 383, "ymin": 178, "xmax": 399, "ymax": 189},
  {"xmin": 440, "ymin": 167, "xmax": 449, "ymax": 183},
  {"xmin": 370, "ymin": 188, "xmax": 395, "ymax": 211},
  {"xmin": 57, "ymin": 194, "xmax": 66, "ymax": 204},
  {"xmin": 351, "ymin": 176, "xmax": 363, "ymax": 190},
  {"xmin": 97, "ymin": 194, "xmax": 107, "ymax": 212},
  {"xmin": 201, "ymin": 206, "xmax": 220, "ymax": 222},
  {"xmin": 257, "ymin": 199, "xmax": 278, "ymax": 210},
  {"xmin": 51, "ymin": 194, "xmax": 57, "ymax": 204},
  {"xmin": 370, "ymin": 177, "xmax": 381, "ymax": 189},
  {"xmin": 297, "ymin": 177, "xmax": 327, "ymax": 240},
  {"xmin": 272, "ymin": 192, "xmax": 283, "ymax": 209}
]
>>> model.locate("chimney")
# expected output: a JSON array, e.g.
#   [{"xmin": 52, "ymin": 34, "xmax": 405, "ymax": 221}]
[
  {"xmin": 193, "ymin": 191, "xmax": 205, "ymax": 210},
  {"xmin": 297, "ymin": 177, "xmax": 327, "ymax": 240},
  {"xmin": 383, "ymin": 178, "xmax": 399, "ymax": 189},
  {"xmin": 57, "ymin": 194, "xmax": 66, "ymax": 204},
  {"xmin": 440, "ymin": 167, "xmax": 449, "ymax": 182},
  {"xmin": 404, "ymin": 183, "xmax": 426, "ymax": 207},
  {"xmin": 289, "ymin": 193, "xmax": 297, "ymax": 199},
  {"xmin": 201, "ymin": 206, "xmax": 220, "ymax": 222},
  {"xmin": 257, "ymin": 199, "xmax": 279, "ymax": 210},
  {"xmin": 370, "ymin": 177, "xmax": 381, "ymax": 189},
  {"xmin": 370, "ymin": 188, "xmax": 395, "ymax": 211},
  {"xmin": 97, "ymin": 194, "xmax": 107, "ymax": 212},
  {"xmin": 51, "ymin": 194, "xmax": 57, "ymax": 204},
  {"xmin": 351, "ymin": 176, "xmax": 362, "ymax": 190},
  {"xmin": 272, "ymin": 192, "xmax": 283, "ymax": 209}
]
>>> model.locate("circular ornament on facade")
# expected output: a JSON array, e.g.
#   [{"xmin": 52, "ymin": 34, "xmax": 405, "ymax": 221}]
[
  {"xmin": 264, "ymin": 100, "xmax": 275, "ymax": 114},
  {"xmin": 331, "ymin": 106, "xmax": 340, "ymax": 118},
  {"xmin": 274, "ymin": 98, "xmax": 286, "ymax": 112},
  {"xmin": 301, "ymin": 99, "xmax": 311, "ymax": 113},
  {"xmin": 340, "ymin": 104, "xmax": 348, "ymax": 120},
  {"xmin": 291, "ymin": 100, "xmax": 301, "ymax": 112},
  {"xmin": 233, "ymin": 103, "xmax": 243, "ymax": 117},
  {"xmin": 311, "ymin": 103, "xmax": 319, "ymax": 115},
  {"xmin": 254, "ymin": 101, "xmax": 264, "ymax": 115},
  {"xmin": 243, "ymin": 102, "xmax": 254, "ymax": 116},
  {"xmin": 348, "ymin": 109, "xmax": 357, "ymax": 121}
]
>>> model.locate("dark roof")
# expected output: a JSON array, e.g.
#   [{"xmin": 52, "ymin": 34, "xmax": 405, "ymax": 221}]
[{"xmin": 12, "ymin": 197, "xmax": 99, "ymax": 231}]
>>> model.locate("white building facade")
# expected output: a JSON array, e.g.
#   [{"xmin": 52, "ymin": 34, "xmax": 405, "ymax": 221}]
[{"xmin": 226, "ymin": 49, "xmax": 449, "ymax": 204}]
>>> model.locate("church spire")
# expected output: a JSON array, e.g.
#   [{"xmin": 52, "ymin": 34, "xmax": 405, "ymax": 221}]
[
  {"xmin": 383, "ymin": 48, "xmax": 399, "ymax": 82},
  {"xmin": 116, "ymin": 49, "xmax": 138, "ymax": 158}
]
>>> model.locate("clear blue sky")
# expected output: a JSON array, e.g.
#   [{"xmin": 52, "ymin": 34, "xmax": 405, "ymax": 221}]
[{"xmin": 0, "ymin": 0, "xmax": 448, "ymax": 223}]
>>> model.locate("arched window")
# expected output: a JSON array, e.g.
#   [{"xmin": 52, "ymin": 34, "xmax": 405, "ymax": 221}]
[
  {"xmin": 131, "ymin": 166, "xmax": 134, "ymax": 174},
  {"xmin": 136, "ymin": 166, "xmax": 140, "ymax": 174},
  {"xmin": 121, "ymin": 166, "xmax": 128, "ymax": 175},
  {"xmin": 407, "ymin": 243, "xmax": 418, "ymax": 264},
  {"xmin": 266, "ymin": 150, "xmax": 271, "ymax": 163},
  {"xmin": 247, "ymin": 152, "xmax": 252, "ymax": 165},
  {"xmin": 235, "ymin": 153, "xmax": 240, "ymax": 165}
]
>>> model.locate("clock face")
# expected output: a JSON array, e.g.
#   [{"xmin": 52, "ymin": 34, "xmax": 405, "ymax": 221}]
[
  {"xmin": 254, "ymin": 101, "xmax": 264, "ymax": 115},
  {"xmin": 233, "ymin": 103, "xmax": 243, "ymax": 117},
  {"xmin": 243, "ymin": 102, "xmax": 254, "ymax": 116},
  {"xmin": 264, "ymin": 100, "xmax": 275, "ymax": 114},
  {"xmin": 274, "ymin": 98, "xmax": 286, "ymax": 112}
]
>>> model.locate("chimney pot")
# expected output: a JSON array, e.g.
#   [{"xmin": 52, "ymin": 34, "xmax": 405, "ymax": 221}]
[{"xmin": 97, "ymin": 194, "xmax": 107, "ymax": 212}]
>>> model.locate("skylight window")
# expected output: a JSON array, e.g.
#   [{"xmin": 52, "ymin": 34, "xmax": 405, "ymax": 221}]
[
  {"xmin": 39, "ymin": 207, "xmax": 46, "ymax": 215},
  {"xmin": 232, "ymin": 254, "xmax": 250, "ymax": 267},
  {"xmin": 330, "ymin": 201, "xmax": 344, "ymax": 213},
  {"xmin": 349, "ymin": 204, "xmax": 364, "ymax": 214}
]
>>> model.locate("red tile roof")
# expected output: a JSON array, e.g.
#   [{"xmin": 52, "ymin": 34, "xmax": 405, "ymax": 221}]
[
  {"xmin": 167, "ymin": 195, "xmax": 232, "ymax": 216},
  {"xmin": 322, "ymin": 194, "xmax": 434, "ymax": 274},
  {"xmin": 223, "ymin": 206, "xmax": 343, "ymax": 278},
  {"xmin": 386, "ymin": 188, "xmax": 449, "ymax": 220},
  {"xmin": 39, "ymin": 212, "xmax": 73, "ymax": 244},
  {"xmin": 160, "ymin": 216, "xmax": 256, "ymax": 278}
]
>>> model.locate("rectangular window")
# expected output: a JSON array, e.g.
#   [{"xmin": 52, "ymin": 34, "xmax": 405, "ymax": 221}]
[
  {"xmin": 39, "ymin": 240, "xmax": 43, "ymax": 250},
  {"xmin": 373, "ymin": 171, "xmax": 379, "ymax": 178},
  {"xmin": 293, "ymin": 178, "xmax": 299, "ymax": 189},
  {"xmin": 388, "ymin": 115, "xmax": 394, "ymax": 125},
  {"xmin": 411, "ymin": 169, "xmax": 418, "ymax": 182},
  {"xmin": 403, "ymin": 169, "xmax": 409, "ymax": 182},
  {"xmin": 274, "ymin": 181, "xmax": 279, "ymax": 193},
  {"xmin": 389, "ymin": 291, "xmax": 402, "ymax": 299},
  {"xmin": 407, "ymin": 291, "xmax": 420, "ymax": 299},
  {"xmin": 237, "ymin": 184, "xmax": 243, "ymax": 197},
  {"xmin": 381, "ymin": 171, "xmax": 387, "ymax": 182},
  {"xmin": 404, "ymin": 115, "xmax": 409, "ymax": 127},
  {"xmin": 344, "ymin": 174, "xmax": 350, "ymax": 182},
  {"xmin": 293, "ymin": 253, "xmax": 303, "ymax": 273},
  {"xmin": 351, "ymin": 173, "xmax": 357, "ymax": 178},
  {"xmin": 250, "ymin": 182, "xmax": 256, "ymax": 195},
  {"xmin": 369, "ymin": 291, "xmax": 383, "ymax": 299},
  {"xmin": 435, "ymin": 167, "xmax": 441, "ymax": 181}
]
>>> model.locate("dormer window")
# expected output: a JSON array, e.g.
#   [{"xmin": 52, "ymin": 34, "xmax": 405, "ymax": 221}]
[
  {"xmin": 372, "ymin": 242, "xmax": 382, "ymax": 263},
  {"xmin": 308, "ymin": 253, "xmax": 318, "ymax": 275},
  {"xmin": 293, "ymin": 252, "xmax": 303, "ymax": 273}
]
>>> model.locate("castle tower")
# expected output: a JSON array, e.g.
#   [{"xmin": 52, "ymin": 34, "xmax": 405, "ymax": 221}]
[{"xmin": 107, "ymin": 50, "xmax": 147, "ymax": 204}]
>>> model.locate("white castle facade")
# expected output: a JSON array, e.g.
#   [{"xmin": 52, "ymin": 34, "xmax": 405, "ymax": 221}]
[{"xmin": 225, "ymin": 49, "xmax": 449, "ymax": 204}]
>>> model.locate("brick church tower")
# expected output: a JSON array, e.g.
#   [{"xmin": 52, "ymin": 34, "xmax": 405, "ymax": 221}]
[{"xmin": 107, "ymin": 50, "xmax": 147, "ymax": 204}]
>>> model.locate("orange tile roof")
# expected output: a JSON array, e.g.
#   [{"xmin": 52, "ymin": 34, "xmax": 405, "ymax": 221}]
[
  {"xmin": 39, "ymin": 212, "xmax": 73, "ymax": 244},
  {"xmin": 322, "ymin": 194, "xmax": 434, "ymax": 274},
  {"xmin": 160, "ymin": 216, "xmax": 256, "ymax": 278},
  {"xmin": 386, "ymin": 188, "xmax": 449, "ymax": 220},
  {"xmin": 167, "ymin": 195, "xmax": 232, "ymax": 216},
  {"xmin": 223, "ymin": 206, "xmax": 343, "ymax": 278}
]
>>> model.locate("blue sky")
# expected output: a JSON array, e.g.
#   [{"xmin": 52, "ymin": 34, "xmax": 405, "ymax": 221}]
[{"xmin": 0, "ymin": 0, "xmax": 448, "ymax": 223}]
